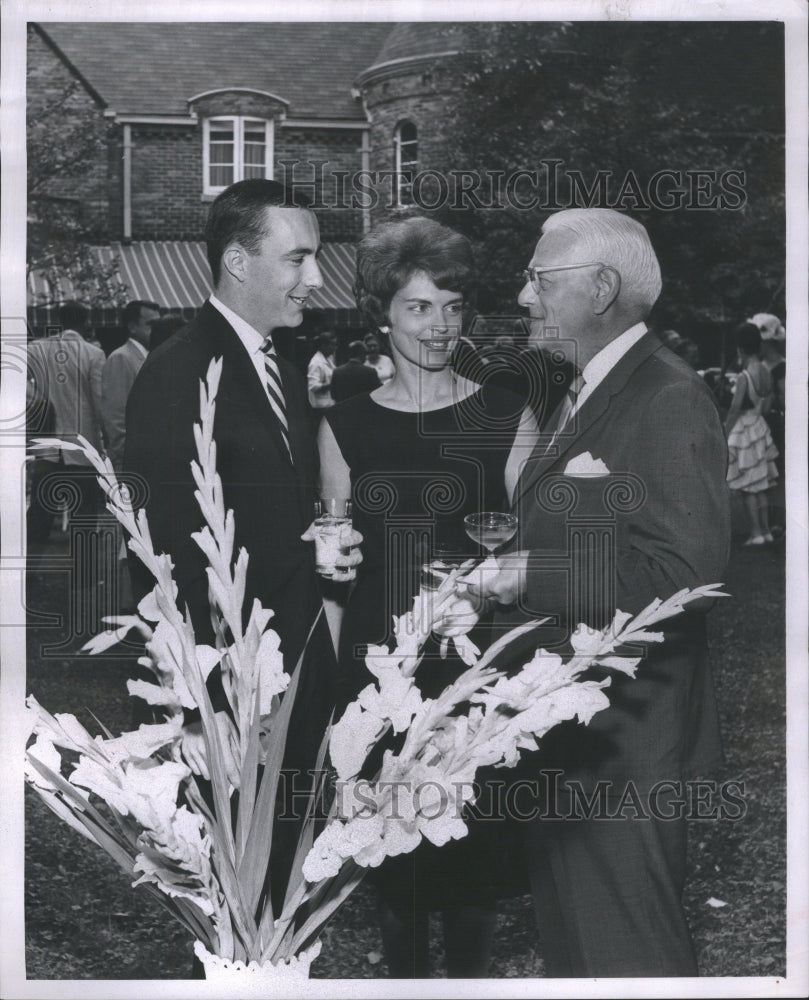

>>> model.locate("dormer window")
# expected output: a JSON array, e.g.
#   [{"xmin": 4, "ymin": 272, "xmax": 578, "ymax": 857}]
[
  {"xmin": 203, "ymin": 117, "xmax": 273, "ymax": 195},
  {"xmin": 393, "ymin": 120, "xmax": 418, "ymax": 208}
]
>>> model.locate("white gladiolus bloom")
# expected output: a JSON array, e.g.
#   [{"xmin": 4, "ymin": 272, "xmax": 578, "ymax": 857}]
[
  {"xmin": 255, "ymin": 628, "xmax": 289, "ymax": 714},
  {"xmin": 357, "ymin": 672, "xmax": 422, "ymax": 735},
  {"xmin": 120, "ymin": 760, "xmax": 190, "ymax": 824},
  {"xmin": 99, "ymin": 721, "xmax": 183, "ymax": 763},
  {"xmin": 329, "ymin": 701, "xmax": 385, "ymax": 781},
  {"xmin": 301, "ymin": 822, "xmax": 346, "ymax": 882},
  {"xmin": 145, "ymin": 620, "xmax": 197, "ymax": 709},
  {"xmin": 24, "ymin": 735, "xmax": 64, "ymax": 791},
  {"xmin": 132, "ymin": 852, "xmax": 216, "ymax": 915},
  {"xmin": 126, "ymin": 679, "xmax": 182, "ymax": 710},
  {"xmin": 137, "ymin": 585, "xmax": 171, "ymax": 623}
]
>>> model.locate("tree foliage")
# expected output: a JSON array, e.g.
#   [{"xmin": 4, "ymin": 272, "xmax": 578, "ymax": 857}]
[
  {"xmin": 27, "ymin": 72, "xmax": 127, "ymax": 309},
  {"xmin": 429, "ymin": 21, "xmax": 785, "ymax": 341}
]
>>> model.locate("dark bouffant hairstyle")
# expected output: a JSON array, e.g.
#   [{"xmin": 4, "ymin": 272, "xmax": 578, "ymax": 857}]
[
  {"xmin": 204, "ymin": 179, "xmax": 312, "ymax": 285},
  {"xmin": 735, "ymin": 321, "xmax": 762, "ymax": 357},
  {"xmin": 353, "ymin": 217, "xmax": 475, "ymax": 329}
]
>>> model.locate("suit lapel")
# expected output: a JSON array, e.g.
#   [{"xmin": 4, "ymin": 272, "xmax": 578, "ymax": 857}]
[
  {"xmin": 204, "ymin": 303, "xmax": 294, "ymax": 468},
  {"xmin": 513, "ymin": 332, "xmax": 662, "ymax": 506},
  {"xmin": 127, "ymin": 339, "xmax": 146, "ymax": 377}
]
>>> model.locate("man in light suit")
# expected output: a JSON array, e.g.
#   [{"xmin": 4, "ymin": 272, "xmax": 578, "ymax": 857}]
[
  {"xmin": 101, "ymin": 300, "xmax": 161, "ymax": 471},
  {"xmin": 124, "ymin": 180, "xmax": 358, "ymax": 910},
  {"xmin": 27, "ymin": 301, "xmax": 105, "ymax": 542},
  {"xmin": 468, "ymin": 209, "xmax": 730, "ymax": 976},
  {"xmin": 102, "ymin": 300, "xmax": 160, "ymax": 613}
]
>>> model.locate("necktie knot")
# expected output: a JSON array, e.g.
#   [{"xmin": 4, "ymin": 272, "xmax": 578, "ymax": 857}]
[{"xmin": 260, "ymin": 339, "xmax": 276, "ymax": 357}]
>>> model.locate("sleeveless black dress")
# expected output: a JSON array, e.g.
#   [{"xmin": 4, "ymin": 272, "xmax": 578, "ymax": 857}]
[{"xmin": 325, "ymin": 383, "xmax": 526, "ymax": 909}]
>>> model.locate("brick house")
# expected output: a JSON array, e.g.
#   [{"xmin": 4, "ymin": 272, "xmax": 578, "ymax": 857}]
[{"xmin": 26, "ymin": 21, "xmax": 474, "ymax": 359}]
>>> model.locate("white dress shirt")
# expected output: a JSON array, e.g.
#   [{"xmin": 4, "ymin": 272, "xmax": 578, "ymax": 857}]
[
  {"xmin": 571, "ymin": 322, "xmax": 648, "ymax": 418},
  {"xmin": 307, "ymin": 350, "xmax": 336, "ymax": 408},
  {"xmin": 209, "ymin": 294, "xmax": 276, "ymax": 402}
]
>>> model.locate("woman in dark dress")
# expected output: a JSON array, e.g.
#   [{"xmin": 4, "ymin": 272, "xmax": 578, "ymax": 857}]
[{"xmin": 318, "ymin": 217, "xmax": 539, "ymax": 977}]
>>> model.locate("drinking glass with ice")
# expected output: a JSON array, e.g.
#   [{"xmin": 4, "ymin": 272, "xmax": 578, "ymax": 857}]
[{"xmin": 313, "ymin": 498, "xmax": 353, "ymax": 577}]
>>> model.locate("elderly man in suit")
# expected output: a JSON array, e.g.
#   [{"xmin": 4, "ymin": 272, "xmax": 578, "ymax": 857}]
[
  {"xmin": 124, "ymin": 180, "xmax": 359, "ymax": 908},
  {"xmin": 468, "ymin": 208, "xmax": 730, "ymax": 977},
  {"xmin": 101, "ymin": 300, "xmax": 161, "ymax": 471}
]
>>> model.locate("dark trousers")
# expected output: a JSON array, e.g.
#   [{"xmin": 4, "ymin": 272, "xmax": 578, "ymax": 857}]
[
  {"xmin": 27, "ymin": 459, "xmax": 99, "ymax": 543},
  {"xmin": 523, "ymin": 788, "xmax": 697, "ymax": 978}
]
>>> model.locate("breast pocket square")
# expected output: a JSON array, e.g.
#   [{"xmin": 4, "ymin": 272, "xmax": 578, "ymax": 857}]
[{"xmin": 564, "ymin": 451, "xmax": 611, "ymax": 476}]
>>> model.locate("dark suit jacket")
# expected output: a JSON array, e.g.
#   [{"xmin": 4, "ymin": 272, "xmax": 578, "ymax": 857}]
[
  {"xmin": 496, "ymin": 331, "xmax": 731, "ymax": 791},
  {"xmin": 330, "ymin": 360, "xmax": 381, "ymax": 403},
  {"xmin": 124, "ymin": 302, "xmax": 335, "ymax": 755}
]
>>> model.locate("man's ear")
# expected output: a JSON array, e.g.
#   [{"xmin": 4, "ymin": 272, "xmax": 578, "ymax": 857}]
[
  {"xmin": 593, "ymin": 265, "xmax": 621, "ymax": 315},
  {"xmin": 222, "ymin": 245, "xmax": 248, "ymax": 283}
]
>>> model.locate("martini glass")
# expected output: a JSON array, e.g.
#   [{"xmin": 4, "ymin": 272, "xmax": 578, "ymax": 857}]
[{"xmin": 463, "ymin": 512, "xmax": 518, "ymax": 554}]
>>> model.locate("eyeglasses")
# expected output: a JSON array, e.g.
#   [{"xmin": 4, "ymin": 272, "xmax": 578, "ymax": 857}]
[{"xmin": 520, "ymin": 261, "xmax": 613, "ymax": 287}]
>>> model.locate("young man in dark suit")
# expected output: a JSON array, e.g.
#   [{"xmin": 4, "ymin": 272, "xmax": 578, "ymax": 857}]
[
  {"xmin": 468, "ymin": 208, "xmax": 730, "ymax": 977},
  {"xmin": 124, "ymin": 180, "xmax": 359, "ymax": 907}
]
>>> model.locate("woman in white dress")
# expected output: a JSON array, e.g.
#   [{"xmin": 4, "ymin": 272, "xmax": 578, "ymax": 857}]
[{"xmin": 725, "ymin": 322, "xmax": 779, "ymax": 545}]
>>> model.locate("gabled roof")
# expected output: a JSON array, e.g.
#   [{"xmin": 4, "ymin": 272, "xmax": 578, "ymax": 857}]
[{"xmin": 37, "ymin": 22, "xmax": 394, "ymax": 119}]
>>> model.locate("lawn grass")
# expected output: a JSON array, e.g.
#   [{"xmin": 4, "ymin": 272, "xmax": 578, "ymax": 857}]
[{"xmin": 23, "ymin": 534, "xmax": 785, "ymax": 979}]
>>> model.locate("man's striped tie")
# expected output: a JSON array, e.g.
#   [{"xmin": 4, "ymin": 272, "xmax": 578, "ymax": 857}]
[{"xmin": 260, "ymin": 339, "xmax": 293, "ymax": 462}]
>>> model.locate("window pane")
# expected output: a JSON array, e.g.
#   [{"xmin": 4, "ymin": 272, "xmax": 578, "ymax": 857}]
[
  {"xmin": 210, "ymin": 142, "xmax": 234, "ymax": 166},
  {"xmin": 210, "ymin": 122, "xmax": 234, "ymax": 140},
  {"xmin": 210, "ymin": 164, "xmax": 234, "ymax": 187},
  {"xmin": 243, "ymin": 121, "xmax": 265, "ymax": 141},
  {"xmin": 395, "ymin": 123, "xmax": 418, "ymax": 204},
  {"xmin": 244, "ymin": 142, "xmax": 265, "ymax": 167}
]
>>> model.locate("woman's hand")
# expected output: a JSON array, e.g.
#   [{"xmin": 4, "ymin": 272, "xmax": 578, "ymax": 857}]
[{"xmin": 459, "ymin": 551, "xmax": 529, "ymax": 608}]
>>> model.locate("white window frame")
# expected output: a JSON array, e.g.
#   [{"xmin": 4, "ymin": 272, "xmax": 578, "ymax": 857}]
[
  {"xmin": 393, "ymin": 120, "xmax": 418, "ymax": 208},
  {"xmin": 203, "ymin": 116, "xmax": 274, "ymax": 195}
]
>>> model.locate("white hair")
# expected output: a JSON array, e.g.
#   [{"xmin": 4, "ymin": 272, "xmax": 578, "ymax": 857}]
[{"xmin": 541, "ymin": 209, "xmax": 662, "ymax": 315}]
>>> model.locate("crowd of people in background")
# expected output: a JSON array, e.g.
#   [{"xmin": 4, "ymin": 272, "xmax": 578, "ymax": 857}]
[{"xmin": 25, "ymin": 296, "xmax": 785, "ymax": 553}]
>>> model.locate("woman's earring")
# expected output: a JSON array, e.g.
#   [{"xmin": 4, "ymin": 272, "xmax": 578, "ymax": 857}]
[{"xmin": 379, "ymin": 326, "xmax": 390, "ymax": 335}]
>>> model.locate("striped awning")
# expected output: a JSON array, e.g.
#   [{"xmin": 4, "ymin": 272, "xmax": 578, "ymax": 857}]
[{"xmin": 28, "ymin": 241, "xmax": 358, "ymax": 311}]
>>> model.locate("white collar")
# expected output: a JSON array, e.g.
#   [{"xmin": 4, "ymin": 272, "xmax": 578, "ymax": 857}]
[
  {"xmin": 128, "ymin": 338, "xmax": 148, "ymax": 359},
  {"xmin": 576, "ymin": 322, "xmax": 648, "ymax": 408},
  {"xmin": 209, "ymin": 293, "xmax": 271, "ymax": 356}
]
